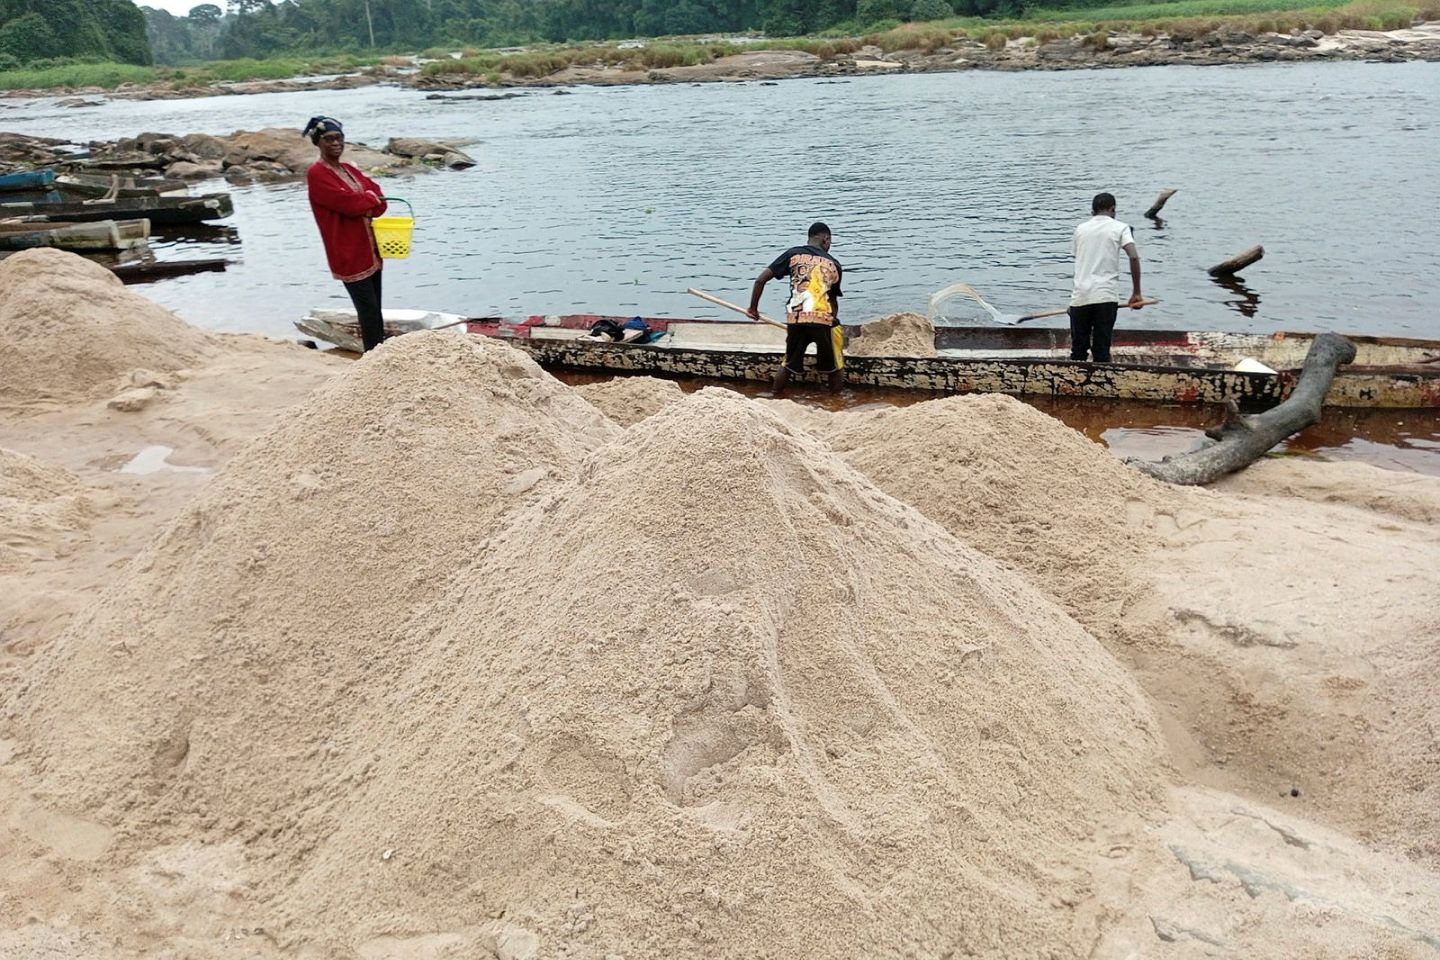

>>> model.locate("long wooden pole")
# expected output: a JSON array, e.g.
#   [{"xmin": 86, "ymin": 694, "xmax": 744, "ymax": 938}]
[
  {"xmin": 1016, "ymin": 297, "xmax": 1160, "ymax": 324},
  {"xmin": 686, "ymin": 288, "xmax": 787, "ymax": 330}
]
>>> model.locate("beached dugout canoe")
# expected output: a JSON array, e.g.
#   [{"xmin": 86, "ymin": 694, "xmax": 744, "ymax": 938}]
[
  {"xmin": 0, "ymin": 169, "xmax": 56, "ymax": 192},
  {"xmin": 55, "ymin": 172, "xmax": 190, "ymax": 199},
  {"xmin": 295, "ymin": 308, "xmax": 1440, "ymax": 409},
  {"xmin": 0, "ymin": 192, "xmax": 233, "ymax": 225},
  {"xmin": 0, "ymin": 217, "xmax": 151, "ymax": 252}
]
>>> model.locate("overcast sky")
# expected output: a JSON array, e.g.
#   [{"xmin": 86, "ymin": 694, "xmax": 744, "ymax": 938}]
[{"xmin": 137, "ymin": 0, "xmax": 210, "ymax": 15}]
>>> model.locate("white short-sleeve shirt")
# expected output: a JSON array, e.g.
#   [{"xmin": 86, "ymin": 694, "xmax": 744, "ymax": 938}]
[{"xmin": 1070, "ymin": 215, "xmax": 1136, "ymax": 307}]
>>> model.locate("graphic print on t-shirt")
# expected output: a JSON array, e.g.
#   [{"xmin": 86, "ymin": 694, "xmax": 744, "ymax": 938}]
[{"xmin": 783, "ymin": 254, "xmax": 840, "ymax": 324}]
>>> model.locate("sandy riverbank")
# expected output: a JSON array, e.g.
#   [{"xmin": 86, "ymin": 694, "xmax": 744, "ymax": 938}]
[{"xmin": 1, "ymin": 248, "xmax": 1438, "ymax": 957}]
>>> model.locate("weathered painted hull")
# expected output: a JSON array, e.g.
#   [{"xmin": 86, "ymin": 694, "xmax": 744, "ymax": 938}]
[
  {"xmin": 478, "ymin": 315, "xmax": 1440, "ymax": 409},
  {"xmin": 296, "ymin": 308, "xmax": 1440, "ymax": 408},
  {"xmin": 55, "ymin": 173, "xmax": 188, "ymax": 199},
  {"xmin": 0, "ymin": 169, "xmax": 55, "ymax": 192},
  {"xmin": 512, "ymin": 336, "xmax": 1309, "ymax": 405},
  {"xmin": 0, "ymin": 217, "xmax": 150, "ymax": 252},
  {"xmin": 0, "ymin": 192, "xmax": 232, "ymax": 225}
]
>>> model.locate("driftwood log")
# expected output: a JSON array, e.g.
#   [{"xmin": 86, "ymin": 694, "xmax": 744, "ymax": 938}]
[
  {"xmin": 1208, "ymin": 244, "xmax": 1264, "ymax": 277},
  {"xmin": 1144, "ymin": 188, "xmax": 1178, "ymax": 219},
  {"xmin": 1132, "ymin": 333, "xmax": 1356, "ymax": 486}
]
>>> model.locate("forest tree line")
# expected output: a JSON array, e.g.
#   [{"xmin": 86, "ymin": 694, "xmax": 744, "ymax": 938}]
[
  {"xmin": 145, "ymin": 0, "xmax": 1037, "ymax": 64},
  {"xmin": 0, "ymin": 0, "xmax": 150, "ymax": 67}
]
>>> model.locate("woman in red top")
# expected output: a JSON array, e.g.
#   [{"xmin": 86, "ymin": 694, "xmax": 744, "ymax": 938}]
[{"xmin": 303, "ymin": 116, "xmax": 389, "ymax": 352}]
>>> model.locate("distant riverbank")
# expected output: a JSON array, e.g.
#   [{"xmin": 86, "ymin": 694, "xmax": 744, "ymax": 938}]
[
  {"xmin": 2, "ymin": 13, "xmax": 1437, "ymax": 102},
  {"xmin": 417, "ymin": 21, "xmax": 1440, "ymax": 91}
]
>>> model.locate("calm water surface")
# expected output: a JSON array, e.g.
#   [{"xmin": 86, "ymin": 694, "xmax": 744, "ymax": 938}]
[{"xmin": 5, "ymin": 61, "xmax": 1438, "ymax": 471}]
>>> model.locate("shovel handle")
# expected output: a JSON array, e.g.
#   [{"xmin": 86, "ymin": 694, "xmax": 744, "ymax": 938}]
[
  {"xmin": 686, "ymin": 288, "xmax": 787, "ymax": 330},
  {"xmin": 1016, "ymin": 298, "xmax": 1161, "ymax": 324}
]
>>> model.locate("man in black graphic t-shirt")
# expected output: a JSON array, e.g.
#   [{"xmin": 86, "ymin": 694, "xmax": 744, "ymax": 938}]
[{"xmin": 747, "ymin": 221, "xmax": 843, "ymax": 397}]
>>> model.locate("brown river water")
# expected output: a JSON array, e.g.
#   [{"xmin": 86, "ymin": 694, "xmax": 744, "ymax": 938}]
[{"xmin": 4, "ymin": 61, "xmax": 1438, "ymax": 472}]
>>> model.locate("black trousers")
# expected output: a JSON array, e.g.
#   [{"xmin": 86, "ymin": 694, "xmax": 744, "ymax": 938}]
[
  {"xmin": 343, "ymin": 270, "xmax": 384, "ymax": 353},
  {"xmin": 1068, "ymin": 301, "xmax": 1118, "ymax": 362}
]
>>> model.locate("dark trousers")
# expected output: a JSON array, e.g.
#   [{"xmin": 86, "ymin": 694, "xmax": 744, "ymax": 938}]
[
  {"xmin": 1068, "ymin": 301, "xmax": 1118, "ymax": 362},
  {"xmin": 343, "ymin": 270, "xmax": 384, "ymax": 353}
]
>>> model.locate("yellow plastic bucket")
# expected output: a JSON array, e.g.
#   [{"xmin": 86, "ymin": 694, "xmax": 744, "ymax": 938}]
[{"xmin": 373, "ymin": 197, "xmax": 414, "ymax": 260}]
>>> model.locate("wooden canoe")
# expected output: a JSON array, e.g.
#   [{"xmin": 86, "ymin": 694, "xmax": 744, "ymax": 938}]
[
  {"xmin": 55, "ymin": 172, "xmax": 190, "ymax": 199},
  {"xmin": 295, "ymin": 309, "xmax": 1440, "ymax": 409},
  {"xmin": 0, "ymin": 192, "xmax": 233, "ymax": 225},
  {"xmin": 0, "ymin": 169, "xmax": 56, "ymax": 192},
  {"xmin": 0, "ymin": 217, "xmax": 151, "ymax": 252}
]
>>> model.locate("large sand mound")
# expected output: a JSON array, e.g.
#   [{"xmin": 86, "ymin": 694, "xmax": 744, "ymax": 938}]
[
  {"xmin": 10, "ymin": 375, "xmax": 1171, "ymax": 957},
  {"xmin": 826, "ymin": 393, "xmax": 1183, "ymax": 629},
  {"xmin": 267, "ymin": 388, "xmax": 1168, "ymax": 955},
  {"xmin": 824, "ymin": 395, "xmax": 1440, "ymax": 860},
  {"xmin": 0, "ymin": 249, "xmax": 216, "ymax": 406},
  {"xmin": 10, "ymin": 332, "xmax": 616, "ymax": 819}
]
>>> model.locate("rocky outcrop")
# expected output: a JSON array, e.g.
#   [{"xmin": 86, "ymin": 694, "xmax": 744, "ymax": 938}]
[
  {"xmin": 0, "ymin": 133, "xmax": 73, "ymax": 169},
  {"xmin": 0, "ymin": 127, "xmax": 462, "ymax": 182},
  {"xmin": 414, "ymin": 20, "xmax": 1440, "ymax": 91},
  {"xmin": 384, "ymin": 137, "xmax": 477, "ymax": 169}
]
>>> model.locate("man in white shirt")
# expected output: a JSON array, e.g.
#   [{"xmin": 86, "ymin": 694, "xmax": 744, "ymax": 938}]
[{"xmin": 1069, "ymin": 192, "xmax": 1144, "ymax": 362}]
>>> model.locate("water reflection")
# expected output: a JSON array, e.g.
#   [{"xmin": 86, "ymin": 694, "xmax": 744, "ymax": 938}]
[{"xmin": 1211, "ymin": 274, "xmax": 1262, "ymax": 318}]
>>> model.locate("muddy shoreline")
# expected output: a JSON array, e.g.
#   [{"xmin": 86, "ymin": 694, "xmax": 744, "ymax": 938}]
[{"xmin": 2, "ymin": 21, "xmax": 1436, "ymax": 102}]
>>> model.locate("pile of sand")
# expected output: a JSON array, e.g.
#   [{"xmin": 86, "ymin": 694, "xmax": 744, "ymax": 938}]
[
  {"xmin": 826, "ymin": 393, "xmax": 1186, "ymax": 630},
  {"xmin": 9, "ymin": 363, "xmax": 1172, "ymax": 956},
  {"xmin": 0, "ymin": 447, "xmax": 91, "ymax": 573},
  {"xmin": 8, "ymin": 332, "xmax": 615, "ymax": 823},
  {"xmin": 1215, "ymin": 457, "xmax": 1440, "ymax": 525},
  {"xmin": 576, "ymin": 375, "xmax": 687, "ymax": 425},
  {"xmin": 0, "ymin": 250, "xmax": 216, "ymax": 406},
  {"xmin": 5, "ymin": 312, "xmax": 1440, "ymax": 956},
  {"xmin": 822, "ymin": 396, "xmax": 1440, "ymax": 868},
  {"xmin": 845, "ymin": 312, "xmax": 937, "ymax": 357}
]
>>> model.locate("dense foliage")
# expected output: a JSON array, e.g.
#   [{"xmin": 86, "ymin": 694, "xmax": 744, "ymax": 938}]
[
  {"xmin": 146, "ymin": 4, "xmax": 225, "ymax": 63},
  {"xmin": 141, "ymin": 0, "xmax": 1039, "ymax": 62},
  {"xmin": 0, "ymin": 0, "xmax": 151, "ymax": 67}
]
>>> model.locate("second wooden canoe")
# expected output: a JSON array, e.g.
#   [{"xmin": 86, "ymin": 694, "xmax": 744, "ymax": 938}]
[
  {"xmin": 0, "ymin": 169, "xmax": 56, "ymax": 192},
  {"xmin": 0, "ymin": 217, "xmax": 151, "ymax": 252},
  {"xmin": 0, "ymin": 192, "xmax": 233, "ymax": 225}
]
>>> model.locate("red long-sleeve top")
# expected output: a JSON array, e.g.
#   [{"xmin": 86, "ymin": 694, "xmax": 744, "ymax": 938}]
[{"xmin": 307, "ymin": 161, "xmax": 388, "ymax": 283}]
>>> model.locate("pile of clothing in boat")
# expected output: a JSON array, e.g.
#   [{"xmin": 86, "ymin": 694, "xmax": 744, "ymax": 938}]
[{"xmin": 582, "ymin": 316, "xmax": 661, "ymax": 344}]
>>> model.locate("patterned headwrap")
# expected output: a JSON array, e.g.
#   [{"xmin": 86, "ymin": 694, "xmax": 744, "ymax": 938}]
[{"xmin": 302, "ymin": 116, "xmax": 344, "ymax": 144}]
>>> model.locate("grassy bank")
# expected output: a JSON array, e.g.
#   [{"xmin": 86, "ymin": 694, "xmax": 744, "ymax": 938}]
[
  {"xmin": 0, "ymin": 54, "xmax": 380, "ymax": 93},
  {"xmin": 418, "ymin": 0, "xmax": 1432, "ymax": 81}
]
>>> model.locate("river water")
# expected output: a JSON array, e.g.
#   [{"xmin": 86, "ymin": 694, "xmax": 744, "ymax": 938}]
[{"xmin": 5, "ymin": 61, "xmax": 1439, "ymax": 471}]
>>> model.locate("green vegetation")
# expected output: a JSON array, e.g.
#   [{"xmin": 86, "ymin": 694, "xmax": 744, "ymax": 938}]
[
  {"xmin": 0, "ymin": 61, "xmax": 155, "ymax": 91},
  {"xmin": 1024, "ymin": 0, "xmax": 1351, "ymax": 20},
  {"xmin": 0, "ymin": 0, "xmax": 1430, "ymax": 90},
  {"xmin": 0, "ymin": 0, "xmax": 150, "ymax": 68},
  {"xmin": 411, "ymin": 0, "xmax": 1424, "ymax": 82},
  {"xmin": 0, "ymin": 54, "xmax": 376, "ymax": 92}
]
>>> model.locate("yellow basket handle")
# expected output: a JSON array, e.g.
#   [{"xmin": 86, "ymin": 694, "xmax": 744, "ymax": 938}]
[{"xmin": 379, "ymin": 196, "xmax": 414, "ymax": 218}]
